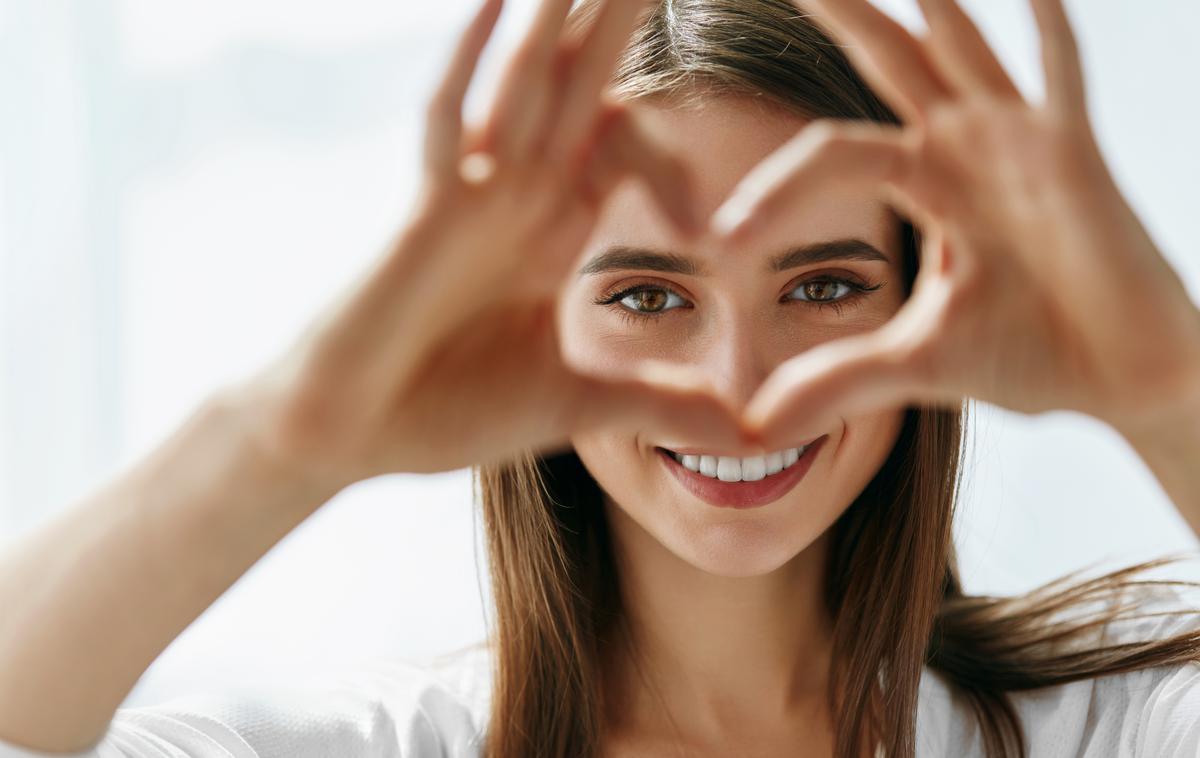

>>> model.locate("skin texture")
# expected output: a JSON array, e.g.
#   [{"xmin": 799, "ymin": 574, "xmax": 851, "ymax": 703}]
[
  {"xmin": 2, "ymin": 0, "xmax": 1200, "ymax": 754},
  {"xmin": 563, "ymin": 97, "xmax": 908, "ymax": 752},
  {"xmin": 714, "ymin": 0, "xmax": 1200, "ymax": 452},
  {"xmin": 0, "ymin": 1, "xmax": 763, "ymax": 751}
]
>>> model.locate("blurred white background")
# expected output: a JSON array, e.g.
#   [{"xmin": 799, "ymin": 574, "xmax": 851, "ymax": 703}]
[{"xmin": 1, "ymin": 0, "xmax": 1198, "ymax": 708}]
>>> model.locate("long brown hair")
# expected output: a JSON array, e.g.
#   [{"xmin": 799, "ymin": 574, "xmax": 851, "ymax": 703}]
[{"xmin": 473, "ymin": 2, "xmax": 1200, "ymax": 756}]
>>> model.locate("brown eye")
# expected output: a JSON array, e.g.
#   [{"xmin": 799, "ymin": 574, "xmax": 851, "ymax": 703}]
[
  {"xmin": 797, "ymin": 279, "xmax": 850, "ymax": 302},
  {"xmin": 783, "ymin": 275, "xmax": 885, "ymax": 315},
  {"xmin": 617, "ymin": 287, "xmax": 685, "ymax": 314}
]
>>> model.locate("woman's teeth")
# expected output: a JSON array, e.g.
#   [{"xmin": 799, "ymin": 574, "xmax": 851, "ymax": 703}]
[{"xmin": 668, "ymin": 446, "xmax": 807, "ymax": 482}]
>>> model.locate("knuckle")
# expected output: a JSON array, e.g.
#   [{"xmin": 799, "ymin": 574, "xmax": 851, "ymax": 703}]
[
  {"xmin": 947, "ymin": 257, "xmax": 985, "ymax": 300},
  {"xmin": 525, "ymin": 154, "xmax": 564, "ymax": 187},
  {"xmin": 460, "ymin": 151, "xmax": 499, "ymax": 187},
  {"xmin": 902, "ymin": 159, "xmax": 951, "ymax": 220},
  {"xmin": 518, "ymin": 163, "xmax": 572, "ymax": 218},
  {"xmin": 552, "ymin": 40, "xmax": 581, "ymax": 80},
  {"xmin": 924, "ymin": 100, "xmax": 959, "ymax": 133},
  {"xmin": 592, "ymin": 101, "xmax": 631, "ymax": 147}
]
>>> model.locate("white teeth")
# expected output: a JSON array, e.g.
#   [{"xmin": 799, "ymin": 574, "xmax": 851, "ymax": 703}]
[
  {"xmin": 741, "ymin": 456, "xmax": 767, "ymax": 482},
  {"xmin": 765, "ymin": 451, "xmax": 784, "ymax": 475},
  {"xmin": 716, "ymin": 457, "xmax": 741, "ymax": 482},
  {"xmin": 669, "ymin": 446, "xmax": 808, "ymax": 482}
]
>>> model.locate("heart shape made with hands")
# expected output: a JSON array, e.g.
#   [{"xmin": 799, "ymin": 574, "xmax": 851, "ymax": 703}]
[
  {"xmin": 364, "ymin": 0, "xmax": 1200, "ymax": 478},
  {"xmin": 694, "ymin": 0, "xmax": 1200, "ymax": 450},
  {"xmin": 577, "ymin": 0, "xmax": 1198, "ymax": 454}
]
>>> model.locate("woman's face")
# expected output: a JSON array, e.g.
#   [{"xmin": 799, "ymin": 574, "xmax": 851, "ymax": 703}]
[{"xmin": 561, "ymin": 97, "xmax": 909, "ymax": 578}]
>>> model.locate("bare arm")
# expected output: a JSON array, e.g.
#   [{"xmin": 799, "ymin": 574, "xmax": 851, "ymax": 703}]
[
  {"xmin": 0, "ymin": 0, "xmax": 748, "ymax": 751},
  {"xmin": 0, "ymin": 383, "xmax": 345, "ymax": 752},
  {"xmin": 1117, "ymin": 377, "xmax": 1200, "ymax": 542}
]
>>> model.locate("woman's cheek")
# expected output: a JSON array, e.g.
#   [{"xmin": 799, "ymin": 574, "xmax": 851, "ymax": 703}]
[
  {"xmin": 833, "ymin": 407, "xmax": 908, "ymax": 501},
  {"xmin": 569, "ymin": 427, "xmax": 654, "ymax": 508}
]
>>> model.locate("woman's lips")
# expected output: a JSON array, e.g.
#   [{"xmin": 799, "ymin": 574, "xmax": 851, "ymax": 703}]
[{"xmin": 655, "ymin": 436, "xmax": 827, "ymax": 509}]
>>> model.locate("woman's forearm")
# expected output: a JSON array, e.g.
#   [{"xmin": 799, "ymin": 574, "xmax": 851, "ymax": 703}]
[
  {"xmin": 1115, "ymin": 360, "xmax": 1200, "ymax": 541},
  {"xmin": 0, "ymin": 384, "xmax": 346, "ymax": 752}
]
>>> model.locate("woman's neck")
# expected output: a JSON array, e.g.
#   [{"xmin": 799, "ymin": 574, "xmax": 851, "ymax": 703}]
[{"xmin": 602, "ymin": 501, "xmax": 836, "ymax": 747}]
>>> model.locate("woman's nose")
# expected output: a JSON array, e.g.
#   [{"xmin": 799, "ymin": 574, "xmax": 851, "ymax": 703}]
[{"xmin": 700, "ymin": 329, "xmax": 774, "ymax": 411}]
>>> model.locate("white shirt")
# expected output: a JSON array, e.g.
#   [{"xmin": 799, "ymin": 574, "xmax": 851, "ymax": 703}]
[{"xmin": 3, "ymin": 583, "xmax": 1200, "ymax": 757}]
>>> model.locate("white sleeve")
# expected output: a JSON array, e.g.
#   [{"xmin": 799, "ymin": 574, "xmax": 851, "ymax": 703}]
[
  {"xmin": 1118, "ymin": 584, "xmax": 1200, "ymax": 757},
  {"xmin": 0, "ymin": 690, "xmax": 422, "ymax": 758},
  {"xmin": 1138, "ymin": 661, "xmax": 1200, "ymax": 758},
  {"xmin": 0, "ymin": 663, "xmax": 482, "ymax": 758}
]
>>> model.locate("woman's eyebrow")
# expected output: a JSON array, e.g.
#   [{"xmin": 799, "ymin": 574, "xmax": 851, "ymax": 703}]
[{"xmin": 576, "ymin": 238, "xmax": 889, "ymax": 277}]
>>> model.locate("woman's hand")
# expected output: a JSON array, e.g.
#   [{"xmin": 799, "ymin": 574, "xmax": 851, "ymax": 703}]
[
  {"xmin": 233, "ymin": 0, "xmax": 755, "ymax": 486},
  {"xmin": 711, "ymin": 0, "xmax": 1200, "ymax": 449}
]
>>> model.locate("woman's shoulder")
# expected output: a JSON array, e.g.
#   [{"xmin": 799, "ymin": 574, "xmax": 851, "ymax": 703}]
[
  {"xmin": 273, "ymin": 639, "xmax": 495, "ymax": 756},
  {"xmin": 1016, "ymin": 581, "xmax": 1200, "ymax": 755},
  {"xmin": 341, "ymin": 639, "xmax": 495, "ymax": 749},
  {"xmin": 0, "ymin": 642, "xmax": 495, "ymax": 758},
  {"xmin": 918, "ymin": 580, "xmax": 1200, "ymax": 757}
]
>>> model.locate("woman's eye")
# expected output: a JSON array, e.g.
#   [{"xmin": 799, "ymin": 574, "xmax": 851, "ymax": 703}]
[
  {"xmin": 593, "ymin": 276, "xmax": 884, "ymax": 324},
  {"xmin": 789, "ymin": 279, "xmax": 853, "ymax": 303},
  {"xmin": 620, "ymin": 288, "xmax": 686, "ymax": 314},
  {"xmin": 597, "ymin": 285, "xmax": 688, "ymax": 316},
  {"xmin": 784, "ymin": 275, "xmax": 885, "ymax": 315}
]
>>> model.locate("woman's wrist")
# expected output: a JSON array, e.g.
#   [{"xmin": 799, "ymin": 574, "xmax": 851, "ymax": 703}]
[
  {"xmin": 1108, "ymin": 320, "xmax": 1200, "ymax": 536},
  {"xmin": 207, "ymin": 379, "xmax": 357, "ymax": 504}
]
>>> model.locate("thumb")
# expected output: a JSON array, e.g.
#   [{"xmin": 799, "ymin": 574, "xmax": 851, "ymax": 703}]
[
  {"xmin": 566, "ymin": 360, "xmax": 762, "ymax": 455},
  {"xmin": 582, "ymin": 103, "xmax": 704, "ymax": 239},
  {"xmin": 744, "ymin": 329, "xmax": 927, "ymax": 450}
]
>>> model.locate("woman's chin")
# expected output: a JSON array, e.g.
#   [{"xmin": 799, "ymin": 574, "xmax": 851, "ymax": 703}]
[{"xmin": 661, "ymin": 522, "xmax": 817, "ymax": 578}]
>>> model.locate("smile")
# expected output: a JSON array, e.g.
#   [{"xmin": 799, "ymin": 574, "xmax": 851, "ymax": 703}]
[
  {"xmin": 655, "ymin": 436, "xmax": 828, "ymax": 509},
  {"xmin": 664, "ymin": 445, "xmax": 809, "ymax": 482}
]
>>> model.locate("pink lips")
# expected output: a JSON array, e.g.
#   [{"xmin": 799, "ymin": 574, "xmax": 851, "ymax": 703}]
[{"xmin": 656, "ymin": 436, "xmax": 828, "ymax": 509}]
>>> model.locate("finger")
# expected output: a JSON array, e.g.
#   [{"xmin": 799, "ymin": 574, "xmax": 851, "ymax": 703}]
[
  {"xmin": 423, "ymin": 0, "xmax": 505, "ymax": 180},
  {"xmin": 743, "ymin": 329, "xmax": 930, "ymax": 450},
  {"xmin": 710, "ymin": 121, "xmax": 914, "ymax": 247},
  {"xmin": 583, "ymin": 104, "xmax": 703, "ymax": 238},
  {"xmin": 798, "ymin": 0, "xmax": 953, "ymax": 124},
  {"xmin": 483, "ymin": 0, "xmax": 573, "ymax": 158},
  {"xmin": 913, "ymin": 0, "xmax": 1023, "ymax": 100},
  {"xmin": 568, "ymin": 361, "xmax": 762, "ymax": 455},
  {"xmin": 543, "ymin": 0, "xmax": 653, "ymax": 163},
  {"xmin": 1028, "ymin": 0, "xmax": 1087, "ymax": 117}
]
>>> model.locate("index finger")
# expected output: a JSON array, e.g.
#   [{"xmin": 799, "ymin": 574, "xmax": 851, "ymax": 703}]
[
  {"xmin": 423, "ymin": 0, "xmax": 505, "ymax": 180},
  {"xmin": 1029, "ymin": 0, "xmax": 1087, "ymax": 118},
  {"xmin": 482, "ymin": 0, "xmax": 574, "ymax": 158},
  {"xmin": 544, "ymin": 0, "xmax": 655, "ymax": 162},
  {"xmin": 913, "ymin": 0, "xmax": 1023, "ymax": 100},
  {"xmin": 798, "ymin": 0, "xmax": 952, "ymax": 124}
]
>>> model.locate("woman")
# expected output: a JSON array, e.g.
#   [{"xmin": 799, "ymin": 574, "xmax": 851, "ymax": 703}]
[{"xmin": 2, "ymin": 0, "xmax": 1199, "ymax": 756}]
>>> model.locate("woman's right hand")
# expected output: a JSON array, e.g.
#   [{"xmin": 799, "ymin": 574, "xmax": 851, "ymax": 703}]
[{"xmin": 231, "ymin": 0, "xmax": 757, "ymax": 487}]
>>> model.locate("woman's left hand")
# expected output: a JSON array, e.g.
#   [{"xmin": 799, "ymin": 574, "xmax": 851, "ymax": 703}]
[{"xmin": 711, "ymin": 0, "xmax": 1200, "ymax": 448}]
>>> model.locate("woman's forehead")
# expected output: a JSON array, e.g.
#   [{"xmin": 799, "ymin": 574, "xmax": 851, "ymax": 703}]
[
  {"xmin": 635, "ymin": 95, "xmax": 812, "ymax": 185},
  {"xmin": 589, "ymin": 96, "xmax": 897, "ymax": 258}
]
